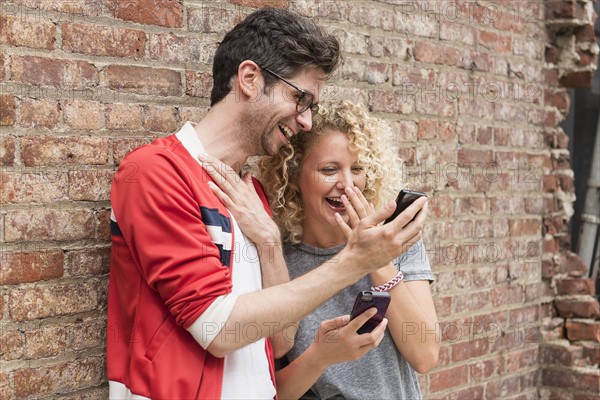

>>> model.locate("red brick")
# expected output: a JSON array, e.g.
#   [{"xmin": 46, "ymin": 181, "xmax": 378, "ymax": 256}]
[
  {"xmin": 149, "ymin": 33, "xmax": 216, "ymax": 64},
  {"xmin": 113, "ymin": 137, "xmax": 152, "ymax": 164},
  {"xmin": 185, "ymin": 71, "xmax": 212, "ymax": 99},
  {"xmin": 556, "ymin": 298, "xmax": 600, "ymax": 319},
  {"xmin": 142, "ymin": 105, "xmax": 178, "ymax": 133},
  {"xmin": 69, "ymin": 318, "xmax": 106, "ymax": 351},
  {"xmin": 188, "ymin": 6, "xmax": 244, "ymax": 34},
  {"xmin": 433, "ymin": 296, "xmax": 452, "ymax": 318},
  {"xmin": 560, "ymin": 70, "xmax": 594, "ymax": 88},
  {"xmin": 1, "ymin": 169, "xmax": 67, "ymax": 204},
  {"xmin": 492, "ymin": 285, "xmax": 525, "ymax": 307},
  {"xmin": 478, "ymin": 30, "xmax": 512, "ymax": 53},
  {"xmin": 0, "ymin": 372, "xmax": 9, "ymax": 399},
  {"xmin": 62, "ymin": 22, "xmax": 145, "ymax": 58},
  {"xmin": 9, "ymin": 281, "xmax": 102, "ymax": 321},
  {"xmin": 429, "ymin": 365, "xmax": 469, "ymax": 392},
  {"xmin": 457, "ymin": 148, "xmax": 493, "ymax": 165},
  {"xmin": 108, "ymin": 0, "xmax": 183, "ymax": 27},
  {"xmin": 19, "ymin": 99, "xmax": 60, "ymax": 128},
  {"xmin": 0, "ymin": 53, "xmax": 5, "ymax": 81},
  {"xmin": 508, "ymin": 218, "xmax": 541, "ymax": 236},
  {"xmin": 454, "ymin": 290, "xmax": 491, "ymax": 314},
  {"xmin": 546, "ymin": 0, "xmax": 587, "ymax": 19},
  {"xmin": 486, "ymin": 375, "xmax": 521, "ymax": 398},
  {"xmin": 369, "ymin": 89, "xmax": 415, "ymax": 114},
  {"xmin": 509, "ymin": 306, "xmax": 539, "ymax": 326},
  {"xmin": 440, "ymin": 21, "xmax": 475, "ymax": 46},
  {"xmin": 68, "ymin": 169, "xmax": 114, "ymax": 201},
  {"xmin": 581, "ymin": 343, "xmax": 600, "ymax": 367},
  {"xmin": 428, "ymin": 195, "xmax": 453, "ymax": 218},
  {"xmin": 9, "ymin": 0, "xmax": 102, "ymax": 15},
  {"xmin": 0, "ymin": 95, "xmax": 16, "ymax": 126},
  {"xmin": 64, "ymin": 100, "xmax": 104, "ymax": 131},
  {"xmin": 13, "ymin": 357, "xmax": 104, "ymax": 397},
  {"xmin": 11, "ymin": 56, "xmax": 98, "ymax": 88},
  {"xmin": 20, "ymin": 136, "xmax": 109, "ymax": 166},
  {"xmin": 4, "ymin": 209, "xmax": 95, "ymax": 242},
  {"xmin": 0, "ymin": 14, "xmax": 55, "ymax": 49},
  {"xmin": 417, "ymin": 119, "xmax": 437, "ymax": 140},
  {"xmin": 576, "ymin": 25, "xmax": 596, "ymax": 43},
  {"xmin": 559, "ymin": 174, "xmax": 575, "ymax": 192},
  {"xmin": 367, "ymin": 35, "xmax": 410, "ymax": 59},
  {"xmin": 342, "ymin": 59, "xmax": 390, "ymax": 84},
  {"xmin": 566, "ymin": 320, "xmax": 600, "ymax": 342},
  {"xmin": 559, "ymin": 251, "xmax": 589, "ymax": 277},
  {"xmin": 97, "ymin": 208, "xmax": 112, "ymax": 241},
  {"xmin": 106, "ymin": 103, "xmax": 143, "ymax": 131},
  {"xmin": 0, "ymin": 329, "xmax": 24, "ymax": 360},
  {"xmin": 556, "ymin": 278, "xmax": 596, "ymax": 296},
  {"xmin": 470, "ymin": 358, "xmax": 503, "ymax": 380},
  {"xmin": 388, "ymin": 120, "xmax": 417, "ymax": 143},
  {"xmin": 0, "ymin": 251, "xmax": 64, "ymax": 285},
  {"xmin": 541, "ymin": 342, "xmax": 582, "ymax": 366},
  {"xmin": 348, "ymin": 4, "xmax": 394, "ymax": 30},
  {"xmin": 414, "ymin": 41, "xmax": 460, "ymax": 66},
  {"xmin": 66, "ymin": 247, "xmax": 110, "ymax": 277},
  {"xmin": 543, "ymin": 175, "xmax": 558, "ymax": 192},
  {"xmin": 106, "ymin": 65, "xmax": 182, "ymax": 96},
  {"xmin": 24, "ymin": 325, "xmax": 68, "ymax": 358},
  {"xmin": 0, "ymin": 294, "xmax": 4, "ymax": 315},
  {"xmin": 230, "ymin": 0, "xmax": 288, "ymax": 7},
  {"xmin": 451, "ymin": 338, "xmax": 489, "ymax": 362},
  {"xmin": 544, "ymin": 89, "xmax": 570, "ymax": 113}
]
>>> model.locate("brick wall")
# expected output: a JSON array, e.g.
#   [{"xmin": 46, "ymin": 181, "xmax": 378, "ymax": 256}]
[{"xmin": 0, "ymin": 0, "xmax": 598, "ymax": 399}]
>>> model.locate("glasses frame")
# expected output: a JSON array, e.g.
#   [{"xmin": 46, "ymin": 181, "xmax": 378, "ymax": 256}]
[{"xmin": 260, "ymin": 67, "xmax": 319, "ymax": 114}]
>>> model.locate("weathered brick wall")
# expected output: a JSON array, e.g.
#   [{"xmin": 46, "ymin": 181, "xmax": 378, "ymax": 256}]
[{"xmin": 0, "ymin": 0, "xmax": 598, "ymax": 399}]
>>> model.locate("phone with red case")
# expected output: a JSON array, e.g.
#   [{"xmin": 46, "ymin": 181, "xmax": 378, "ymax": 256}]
[{"xmin": 350, "ymin": 291, "xmax": 391, "ymax": 334}]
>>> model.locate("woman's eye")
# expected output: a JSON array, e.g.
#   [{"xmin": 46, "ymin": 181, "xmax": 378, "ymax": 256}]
[
  {"xmin": 352, "ymin": 166, "xmax": 364, "ymax": 173},
  {"xmin": 320, "ymin": 168, "xmax": 337, "ymax": 174}
]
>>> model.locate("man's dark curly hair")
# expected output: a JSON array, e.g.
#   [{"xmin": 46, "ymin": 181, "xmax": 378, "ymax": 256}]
[{"xmin": 210, "ymin": 7, "xmax": 341, "ymax": 106}]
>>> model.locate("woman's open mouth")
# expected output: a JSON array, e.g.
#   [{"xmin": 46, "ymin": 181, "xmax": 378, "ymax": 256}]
[{"xmin": 325, "ymin": 197, "xmax": 345, "ymax": 212}]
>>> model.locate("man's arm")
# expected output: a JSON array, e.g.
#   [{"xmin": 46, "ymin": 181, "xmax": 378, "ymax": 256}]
[{"xmin": 198, "ymin": 156, "xmax": 428, "ymax": 357}]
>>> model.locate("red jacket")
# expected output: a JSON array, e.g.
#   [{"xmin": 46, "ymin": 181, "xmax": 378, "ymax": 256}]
[{"xmin": 107, "ymin": 131, "xmax": 275, "ymax": 399}]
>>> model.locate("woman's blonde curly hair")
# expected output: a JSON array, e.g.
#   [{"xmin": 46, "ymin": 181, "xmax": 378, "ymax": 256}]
[{"xmin": 256, "ymin": 100, "xmax": 403, "ymax": 244}]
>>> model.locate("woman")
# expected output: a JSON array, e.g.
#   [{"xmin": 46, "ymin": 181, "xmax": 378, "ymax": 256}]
[{"xmin": 258, "ymin": 100, "xmax": 440, "ymax": 399}]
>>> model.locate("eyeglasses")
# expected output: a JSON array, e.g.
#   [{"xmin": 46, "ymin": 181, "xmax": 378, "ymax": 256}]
[{"xmin": 260, "ymin": 67, "xmax": 318, "ymax": 114}]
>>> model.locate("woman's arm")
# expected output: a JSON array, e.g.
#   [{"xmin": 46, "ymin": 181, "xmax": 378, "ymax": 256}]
[
  {"xmin": 369, "ymin": 264, "xmax": 440, "ymax": 373},
  {"xmin": 339, "ymin": 188, "xmax": 440, "ymax": 373}
]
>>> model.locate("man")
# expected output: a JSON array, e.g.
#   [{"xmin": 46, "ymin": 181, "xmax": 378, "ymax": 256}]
[{"xmin": 107, "ymin": 7, "xmax": 428, "ymax": 399}]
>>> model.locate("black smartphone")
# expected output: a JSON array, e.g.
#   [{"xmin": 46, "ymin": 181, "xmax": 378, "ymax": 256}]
[
  {"xmin": 383, "ymin": 189, "xmax": 427, "ymax": 224},
  {"xmin": 349, "ymin": 291, "xmax": 391, "ymax": 334}
]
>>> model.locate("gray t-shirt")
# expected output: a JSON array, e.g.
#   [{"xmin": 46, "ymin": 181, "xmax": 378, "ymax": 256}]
[{"xmin": 283, "ymin": 240, "xmax": 434, "ymax": 400}]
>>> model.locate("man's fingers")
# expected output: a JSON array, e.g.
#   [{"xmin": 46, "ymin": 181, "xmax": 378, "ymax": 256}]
[
  {"xmin": 207, "ymin": 181, "xmax": 233, "ymax": 207},
  {"xmin": 198, "ymin": 153, "xmax": 241, "ymax": 185}
]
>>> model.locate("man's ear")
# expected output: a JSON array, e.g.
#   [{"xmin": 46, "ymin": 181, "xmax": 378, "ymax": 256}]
[{"xmin": 236, "ymin": 60, "xmax": 262, "ymax": 99}]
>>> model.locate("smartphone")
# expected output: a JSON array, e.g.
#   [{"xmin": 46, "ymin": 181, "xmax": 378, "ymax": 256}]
[
  {"xmin": 350, "ymin": 291, "xmax": 391, "ymax": 334},
  {"xmin": 383, "ymin": 189, "xmax": 427, "ymax": 224}
]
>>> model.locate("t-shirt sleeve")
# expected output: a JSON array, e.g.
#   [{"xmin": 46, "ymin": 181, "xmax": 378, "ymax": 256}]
[
  {"xmin": 392, "ymin": 240, "xmax": 435, "ymax": 282},
  {"xmin": 111, "ymin": 147, "xmax": 235, "ymax": 341}
]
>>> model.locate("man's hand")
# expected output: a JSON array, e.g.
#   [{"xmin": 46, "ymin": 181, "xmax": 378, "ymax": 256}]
[
  {"xmin": 198, "ymin": 153, "xmax": 280, "ymax": 244},
  {"xmin": 335, "ymin": 186, "xmax": 428, "ymax": 275}
]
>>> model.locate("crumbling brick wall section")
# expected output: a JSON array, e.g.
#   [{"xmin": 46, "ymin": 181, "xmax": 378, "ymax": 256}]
[
  {"xmin": 539, "ymin": 0, "xmax": 600, "ymax": 398},
  {"xmin": 0, "ymin": 0, "xmax": 599, "ymax": 399}
]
